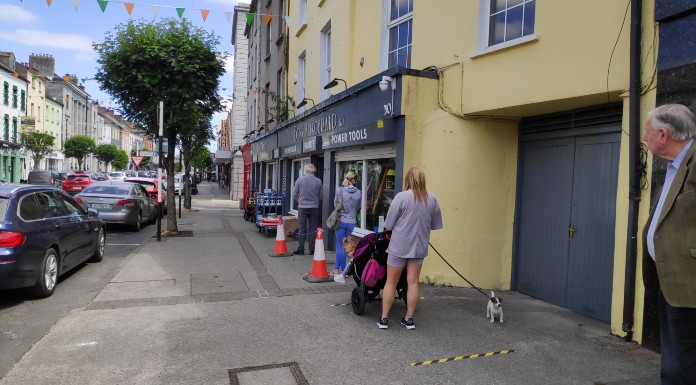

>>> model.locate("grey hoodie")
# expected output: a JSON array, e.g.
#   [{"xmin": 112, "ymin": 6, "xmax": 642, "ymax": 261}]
[
  {"xmin": 335, "ymin": 185, "xmax": 361, "ymax": 224},
  {"xmin": 293, "ymin": 172, "xmax": 323, "ymax": 208}
]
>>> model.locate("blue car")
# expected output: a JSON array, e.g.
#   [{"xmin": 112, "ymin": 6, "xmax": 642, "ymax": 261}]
[{"xmin": 0, "ymin": 185, "xmax": 106, "ymax": 297}]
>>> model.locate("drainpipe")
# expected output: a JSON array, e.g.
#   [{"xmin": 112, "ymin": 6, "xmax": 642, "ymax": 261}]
[{"xmin": 622, "ymin": 0, "xmax": 642, "ymax": 341}]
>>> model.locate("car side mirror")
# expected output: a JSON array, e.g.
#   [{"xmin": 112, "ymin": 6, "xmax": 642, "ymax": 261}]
[{"xmin": 87, "ymin": 208, "xmax": 99, "ymax": 217}]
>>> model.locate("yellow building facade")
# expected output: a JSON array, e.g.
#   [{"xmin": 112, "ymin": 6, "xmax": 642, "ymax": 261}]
[{"xmin": 275, "ymin": 0, "xmax": 658, "ymax": 343}]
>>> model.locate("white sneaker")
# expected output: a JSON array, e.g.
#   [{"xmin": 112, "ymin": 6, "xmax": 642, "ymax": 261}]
[{"xmin": 334, "ymin": 274, "xmax": 346, "ymax": 284}]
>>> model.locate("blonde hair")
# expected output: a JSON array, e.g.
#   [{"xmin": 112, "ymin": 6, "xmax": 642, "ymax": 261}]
[
  {"xmin": 343, "ymin": 236, "xmax": 357, "ymax": 252},
  {"xmin": 341, "ymin": 171, "xmax": 358, "ymax": 187},
  {"xmin": 404, "ymin": 167, "xmax": 428, "ymax": 205}
]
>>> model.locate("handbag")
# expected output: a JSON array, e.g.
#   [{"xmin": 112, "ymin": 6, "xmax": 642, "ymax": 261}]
[
  {"xmin": 325, "ymin": 187, "xmax": 342, "ymax": 230},
  {"xmin": 361, "ymin": 257, "xmax": 385, "ymax": 287}
]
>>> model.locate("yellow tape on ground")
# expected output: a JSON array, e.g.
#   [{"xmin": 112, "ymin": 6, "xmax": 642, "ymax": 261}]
[{"xmin": 410, "ymin": 350, "xmax": 515, "ymax": 367}]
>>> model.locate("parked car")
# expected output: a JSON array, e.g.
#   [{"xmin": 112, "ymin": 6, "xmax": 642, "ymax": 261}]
[
  {"xmin": 173, "ymin": 174, "xmax": 198, "ymax": 195},
  {"xmin": 124, "ymin": 177, "xmax": 167, "ymax": 214},
  {"xmin": 91, "ymin": 172, "xmax": 110, "ymax": 182},
  {"xmin": 27, "ymin": 170, "xmax": 65, "ymax": 187},
  {"xmin": 74, "ymin": 181, "xmax": 157, "ymax": 231},
  {"xmin": 61, "ymin": 172, "xmax": 94, "ymax": 195},
  {"xmin": 108, "ymin": 172, "xmax": 126, "ymax": 182},
  {"xmin": 0, "ymin": 185, "xmax": 105, "ymax": 297}
]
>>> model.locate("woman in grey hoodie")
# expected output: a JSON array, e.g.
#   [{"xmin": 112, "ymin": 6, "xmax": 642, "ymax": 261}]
[{"xmin": 332, "ymin": 171, "xmax": 361, "ymax": 275}]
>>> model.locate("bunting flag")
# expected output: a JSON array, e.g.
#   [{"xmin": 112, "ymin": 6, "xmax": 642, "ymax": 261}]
[
  {"xmin": 175, "ymin": 7, "xmax": 185, "ymax": 18},
  {"xmin": 150, "ymin": 5, "xmax": 159, "ymax": 18},
  {"xmin": 224, "ymin": 11, "xmax": 232, "ymax": 23},
  {"xmin": 46, "ymin": 0, "xmax": 52, "ymax": 6},
  {"xmin": 40, "ymin": 96, "xmax": 44, "ymax": 100},
  {"xmin": 251, "ymin": 89, "xmax": 257, "ymax": 95},
  {"xmin": 264, "ymin": 14, "xmax": 272, "ymax": 25},
  {"xmin": 31, "ymin": 74, "xmax": 38, "ymax": 79},
  {"xmin": 200, "ymin": 9, "xmax": 209, "ymax": 22},
  {"xmin": 80, "ymin": 77, "xmax": 88, "ymax": 83},
  {"xmin": 245, "ymin": 12, "xmax": 254, "ymax": 26},
  {"xmin": 221, "ymin": 88, "xmax": 227, "ymax": 91},
  {"xmin": 63, "ymin": 75, "xmax": 71, "ymax": 83},
  {"xmin": 13, "ymin": 72, "xmax": 19, "ymax": 78},
  {"xmin": 99, "ymin": 101, "xmax": 104, "ymax": 105},
  {"xmin": 124, "ymin": 2, "xmax": 134, "ymax": 15},
  {"xmin": 72, "ymin": 0, "xmax": 80, "ymax": 11},
  {"xmin": 97, "ymin": 0, "xmax": 108, "ymax": 13}
]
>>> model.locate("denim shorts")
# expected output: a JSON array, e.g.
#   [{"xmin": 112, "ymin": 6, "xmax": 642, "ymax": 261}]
[{"xmin": 387, "ymin": 255, "xmax": 424, "ymax": 268}]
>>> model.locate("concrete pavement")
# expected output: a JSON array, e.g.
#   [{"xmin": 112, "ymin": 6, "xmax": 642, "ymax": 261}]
[{"xmin": 0, "ymin": 182, "xmax": 661, "ymax": 385}]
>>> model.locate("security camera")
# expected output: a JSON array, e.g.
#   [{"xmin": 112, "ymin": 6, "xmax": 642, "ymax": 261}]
[{"xmin": 379, "ymin": 76, "xmax": 395, "ymax": 92}]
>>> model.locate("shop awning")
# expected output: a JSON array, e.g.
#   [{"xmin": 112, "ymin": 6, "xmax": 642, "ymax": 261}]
[{"xmin": 214, "ymin": 150, "xmax": 233, "ymax": 164}]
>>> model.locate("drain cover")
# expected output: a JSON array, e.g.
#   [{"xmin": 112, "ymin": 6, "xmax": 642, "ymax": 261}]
[{"xmin": 228, "ymin": 362, "xmax": 308, "ymax": 385}]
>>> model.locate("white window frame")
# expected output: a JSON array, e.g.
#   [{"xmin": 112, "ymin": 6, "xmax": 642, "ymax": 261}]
[
  {"xmin": 471, "ymin": 0, "xmax": 538, "ymax": 58},
  {"xmin": 296, "ymin": 0, "xmax": 308, "ymax": 35},
  {"xmin": 380, "ymin": 0, "xmax": 414, "ymax": 70},
  {"xmin": 265, "ymin": 162, "xmax": 277, "ymax": 191},
  {"xmin": 289, "ymin": 157, "xmax": 310, "ymax": 214},
  {"xmin": 320, "ymin": 21, "xmax": 332, "ymax": 101},
  {"xmin": 297, "ymin": 51, "xmax": 306, "ymax": 112}
]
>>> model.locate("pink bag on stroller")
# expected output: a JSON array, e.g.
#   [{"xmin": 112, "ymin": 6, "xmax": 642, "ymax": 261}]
[{"xmin": 361, "ymin": 258, "xmax": 385, "ymax": 287}]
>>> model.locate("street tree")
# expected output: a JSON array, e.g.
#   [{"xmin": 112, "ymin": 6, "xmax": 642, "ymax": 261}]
[
  {"xmin": 94, "ymin": 144, "xmax": 120, "ymax": 172},
  {"xmin": 179, "ymin": 106, "xmax": 214, "ymax": 209},
  {"xmin": 63, "ymin": 135, "xmax": 96, "ymax": 171},
  {"xmin": 21, "ymin": 131, "xmax": 55, "ymax": 170},
  {"xmin": 113, "ymin": 149, "xmax": 129, "ymax": 170},
  {"xmin": 93, "ymin": 18, "xmax": 225, "ymax": 233}
]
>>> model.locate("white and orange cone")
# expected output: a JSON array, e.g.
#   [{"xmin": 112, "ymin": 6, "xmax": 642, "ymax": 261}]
[
  {"xmin": 269, "ymin": 216, "xmax": 293, "ymax": 257},
  {"xmin": 303, "ymin": 227, "xmax": 333, "ymax": 283}
]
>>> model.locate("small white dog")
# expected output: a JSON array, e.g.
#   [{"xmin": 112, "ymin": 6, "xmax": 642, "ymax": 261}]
[{"xmin": 486, "ymin": 291, "xmax": 503, "ymax": 323}]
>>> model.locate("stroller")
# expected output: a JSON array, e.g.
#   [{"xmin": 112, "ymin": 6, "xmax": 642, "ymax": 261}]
[{"xmin": 348, "ymin": 231, "xmax": 408, "ymax": 315}]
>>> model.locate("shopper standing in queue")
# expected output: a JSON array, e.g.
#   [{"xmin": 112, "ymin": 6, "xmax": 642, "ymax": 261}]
[
  {"xmin": 378, "ymin": 167, "xmax": 443, "ymax": 330},
  {"xmin": 331, "ymin": 171, "xmax": 361, "ymax": 276},
  {"xmin": 292, "ymin": 163, "xmax": 323, "ymax": 255}
]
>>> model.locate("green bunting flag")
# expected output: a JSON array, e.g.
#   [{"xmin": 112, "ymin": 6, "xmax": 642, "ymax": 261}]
[
  {"xmin": 245, "ymin": 12, "xmax": 255, "ymax": 26},
  {"xmin": 176, "ymin": 7, "xmax": 185, "ymax": 18},
  {"xmin": 80, "ymin": 77, "xmax": 87, "ymax": 83},
  {"xmin": 97, "ymin": 0, "xmax": 108, "ymax": 12}
]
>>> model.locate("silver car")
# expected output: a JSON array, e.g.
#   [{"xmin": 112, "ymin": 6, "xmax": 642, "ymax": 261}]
[
  {"xmin": 74, "ymin": 181, "xmax": 156, "ymax": 231},
  {"xmin": 108, "ymin": 172, "xmax": 126, "ymax": 182}
]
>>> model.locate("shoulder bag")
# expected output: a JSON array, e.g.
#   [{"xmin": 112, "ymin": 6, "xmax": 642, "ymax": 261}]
[{"xmin": 326, "ymin": 187, "xmax": 343, "ymax": 230}]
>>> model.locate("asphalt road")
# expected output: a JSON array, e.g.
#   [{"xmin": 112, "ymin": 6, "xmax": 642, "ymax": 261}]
[{"xmin": 0, "ymin": 222, "xmax": 157, "ymax": 379}]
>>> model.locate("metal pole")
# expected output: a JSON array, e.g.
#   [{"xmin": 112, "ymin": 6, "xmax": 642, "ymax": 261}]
[{"xmin": 156, "ymin": 101, "xmax": 163, "ymax": 241}]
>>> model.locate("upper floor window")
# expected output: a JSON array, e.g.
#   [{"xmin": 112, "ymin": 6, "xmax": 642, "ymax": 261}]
[
  {"xmin": 299, "ymin": 0, "xmax": 307, "ymax": 25},
  {"xmin": 11, "ymin": 86, "xmax": 18, "ymax": 108},
  {"xmin": 488, "ymin": 0, "xmax": 535, "ymax": 45},
  {"xmin": 2, "ymin": 82, "xmax": 8, "ymax": 105},
  {"xmin": 388, "ymin": 0, "xmax": 413, "ymax": 68},
  {"xmin": 297, "ymin": 51, "xmax": 306, "ymax": 111},
  {"xmin": 320, "ymin": 22, "xmax": 332, "ymax": 100}
]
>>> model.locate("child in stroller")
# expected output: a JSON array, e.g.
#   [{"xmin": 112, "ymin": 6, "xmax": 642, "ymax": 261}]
[{"xmin": 342, "ymin": 231, "xmax": 408, "ymax": 315}]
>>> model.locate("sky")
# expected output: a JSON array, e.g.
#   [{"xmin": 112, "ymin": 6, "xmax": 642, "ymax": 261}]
[{"xmin": 0, "ymin": 0, "xmax": 250, "ymax": 146}]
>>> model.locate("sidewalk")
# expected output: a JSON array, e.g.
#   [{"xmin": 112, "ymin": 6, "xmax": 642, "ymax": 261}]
[{"xmin": 0, "ymin": 181, "xmax": 660, "ymax": 385}]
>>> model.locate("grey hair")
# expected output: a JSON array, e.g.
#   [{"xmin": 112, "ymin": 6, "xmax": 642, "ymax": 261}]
[
  {"xmin": 649, "ymin": 104, "xmax": 696, "ymax": 141},
  {"xmin": 304, "ymin": 163, "xmax": 316, "ymax": 174}
]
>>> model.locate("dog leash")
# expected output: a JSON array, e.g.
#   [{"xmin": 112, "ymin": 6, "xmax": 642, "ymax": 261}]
[{"xmin": 429, "ymin": 242, "xmax": 490, "ymax": 299}]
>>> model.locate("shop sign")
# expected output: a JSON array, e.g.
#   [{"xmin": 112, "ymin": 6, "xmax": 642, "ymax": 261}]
[
  {"xmin": 303, "ymin": 136, "xmax": 321, "ymax": 153},
  {"xmin": 272, "ymin": 148, "xmax": 280, "ymax": 158},
  {"xmin": 20, "ymin": 117, "xmax": 35, "ymax": 131},
  {"xmin": 281, "ymin": 143, "xmax": 301, "ymax": 157},
  {"xmin": 293, "ymin": 113, "xmax": 344, "ymax": 141},
  {"xmin": 257, "ymin": 151, "xmax": 271, "ymax": 162},
  {"xmin": 321, "ymin": 119, "xmax": 397, "ymax": 150}
]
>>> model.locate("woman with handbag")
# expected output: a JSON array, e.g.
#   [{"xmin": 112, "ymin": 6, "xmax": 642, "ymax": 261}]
[
  {"xmin": 378, "ymin": 167, "xmax": 443, "ymax": 330},
  {"xmin": 331, "ymin": 171, "xmax": 361, "ymax": 276}
]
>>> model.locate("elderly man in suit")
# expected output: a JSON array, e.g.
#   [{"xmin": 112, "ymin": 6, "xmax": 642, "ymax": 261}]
[{"xmin": 643, "ymin": 104, "xmax": 696, "ymax": 385}]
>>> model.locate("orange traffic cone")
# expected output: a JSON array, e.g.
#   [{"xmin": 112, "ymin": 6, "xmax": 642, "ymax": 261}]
[
  {"xmin": 303, "ymin": 227, "xmax": 333, "ymax": 283},
  {"xmin": 269, "ymin": 216, "xmax": 293, "ymax": 257}
]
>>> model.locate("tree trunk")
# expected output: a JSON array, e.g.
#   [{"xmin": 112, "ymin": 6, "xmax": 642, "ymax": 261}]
[{"xmin": 165, "ymin": 130, "xmax": 178, "ymax": 233}]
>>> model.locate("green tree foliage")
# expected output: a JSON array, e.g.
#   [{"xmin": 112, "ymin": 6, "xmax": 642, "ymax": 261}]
[
  {"xmin": 94, "ymin": 144, "xmax": 120, "ymax": 171},
  {"xmin": 93, "ymin": 18, "xmax": 225, "ymax": 232},
  {"xmin": 63, "ymin": 135, "xmax": 96, "ymax": 170},
  {"xmin": 21, "ymin": 131, "xmax": 55, "ymax": 169},
  {"xmin": 192, "ymin": 147, "xmax": 213, "ymax": 171},
  {"xmin": 113, "ymin": 149, "xmax": 129, "ymax": 170}
]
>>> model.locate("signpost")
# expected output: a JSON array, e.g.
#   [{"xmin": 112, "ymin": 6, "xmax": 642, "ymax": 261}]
[
  {"xmin": 131, "ymin": 156, "xmax": 145, "ymax": 168},
  {"xmin": 157, "ymin": 101, "xmax": 164, "ymax": 241}
]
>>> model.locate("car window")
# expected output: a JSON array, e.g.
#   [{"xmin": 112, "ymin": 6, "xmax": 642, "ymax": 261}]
[
  {"xmin": 137, "ymin": 182, "xmax": 156, "ymax": 192},
  {"xmin": 58, "ymin": 192, "xmax": 87, "ymax": 216},
  {"xmin": 35, "ymin": 191, "xmax": 70, "ymax": 218},
  {"xmin": 67, "ymin": 175, "xmax": 89, "ymax": 181},
  {"xmin": 84, "ymin": 185, "xmax": 130, "ymax": 195},
  {"xmin": 18, "ymin": 194, "xmax": 42, "ymax": 221},
  {"xmin": 133, "ymin": 185, "xmax": 144, "ymax": 197}
]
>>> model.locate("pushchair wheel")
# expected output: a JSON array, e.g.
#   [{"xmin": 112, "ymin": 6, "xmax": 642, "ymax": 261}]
[{"xmin": 351, "ymin": 286, "xmax": 366, "ymax": 315}]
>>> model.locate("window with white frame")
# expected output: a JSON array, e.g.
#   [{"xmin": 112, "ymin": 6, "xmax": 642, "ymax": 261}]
[
  {"xmin": 488, "ymin": 0, "xmax": 535, "ymax": 45},
  {"xmin": 299, "ymin": 0, "xmax": 307, "ymax": 24},
  {"xmin": 387, "ymin": 0, "xmax": 413, "ymax": 68},
  {"xmin": 320, "ymin": 21, "xmax": 332, "ymax": 100},
  {"xmin": 265, "ymin": 162, "xmax": 277, "ymax": 191},
  {"xmin": 290, "ymin": 158, "xmax": 310, "ymax": 213},
  {"xmin": 297, "ymin": 51, "xmax": 306, "ymax": 111}
]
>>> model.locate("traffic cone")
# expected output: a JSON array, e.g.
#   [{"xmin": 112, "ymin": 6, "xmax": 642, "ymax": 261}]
[
  {"xmin": 269, "ymin": 216, "xmax": 293, "ymax": 257},
  {"xmin": 303, "ymin": 227, "xmax": 334, "ymax": 283}
]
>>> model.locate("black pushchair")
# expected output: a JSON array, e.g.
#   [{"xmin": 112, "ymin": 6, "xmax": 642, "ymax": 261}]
[{"xmin": 348, "ymin": 231, "xmax": 408, "ymax": 315}]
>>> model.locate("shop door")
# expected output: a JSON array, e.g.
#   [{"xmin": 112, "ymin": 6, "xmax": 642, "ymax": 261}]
[{"xmin": 516, "ymin": 133, "xmax": 620, "ymax": 322}]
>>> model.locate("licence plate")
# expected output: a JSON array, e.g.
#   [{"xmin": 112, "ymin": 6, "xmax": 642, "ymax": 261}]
[
  {"xmin": 72, "ymin": 186, "xmax": 81, "ymax": 190},
  {"xmin": 91, "ymin": 204, "xmax": 110, "ymax": 209}
]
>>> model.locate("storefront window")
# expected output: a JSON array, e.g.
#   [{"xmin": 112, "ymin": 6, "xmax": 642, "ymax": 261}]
[
  {"xmin": 265, "ymin": 162, "xmax": 276, "ymax": 191},
  {"xmin": 337, "ymin": 158, "xmax": 395, "ymax": 232},
  {"xmin": 290, "ymin": 158, "xmax": 310, "ymax": 213}
]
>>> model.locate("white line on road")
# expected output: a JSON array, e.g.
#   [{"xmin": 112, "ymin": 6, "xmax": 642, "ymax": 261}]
[{"xmin": 106, "ymin": 243, "xmax": 140, "ymax": 246}]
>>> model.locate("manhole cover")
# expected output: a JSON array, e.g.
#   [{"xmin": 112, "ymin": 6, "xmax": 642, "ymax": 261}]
[{"xmin": 228, "ymin": 362, "xmax": 308, "ymax": 385}]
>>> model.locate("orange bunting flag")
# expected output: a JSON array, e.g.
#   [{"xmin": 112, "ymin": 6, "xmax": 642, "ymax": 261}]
[
  {"xmin": 109, "ymin": 101, "xmax": 113, "ymax": 105},
  {"xmin": 252, "ymin": 89, "xmax": 257, "ymax": 95},
  {"xmin": 63, "ymin": 75, "xmax": 71, "ymax": 83},
  {"xmin": 46, "ymin": 0, "xmax": 53, "ymax": 6},
  {"xmin": 200, "ymin": 9, "xmax": 209, "ymax": 22},
  {"xmin": 13, "ymin": 72, "xmax": 19, "ymax": 78},
  {"xmin": 264, "ymin": 14, "xmax": 272, "ymax": 25},
  {"xmin": 124, "ymin": 3, "xmax": 134, "ymax": 15},
  {"xmin": 99, "ymin": 101, "xmax": 104, "ymax": 106}
]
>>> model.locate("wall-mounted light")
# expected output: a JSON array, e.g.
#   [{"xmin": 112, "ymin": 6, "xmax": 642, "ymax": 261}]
[
  {"xmin": 379, "ymin": 76, "xmax": 396, "ymax": 92},
  {"xmin": 296, "ymin": 97, "xmax": 315, "ymax": 109},
  {"xmin": 323, "ymin": 78, "xmax": 347, "ymax": 91}
]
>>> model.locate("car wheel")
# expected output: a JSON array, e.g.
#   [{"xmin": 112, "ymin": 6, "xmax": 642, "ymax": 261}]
[
  {"xmin": 132, "ymin": 212, "xmax": 142, "ymax": 231},
  {"xmin": 90, "ymin": 227, "xmax": 105, "ymax": 262},
  {"xmin": 31, "ymin": 248, "xmax": 59, "ymax": 298}
]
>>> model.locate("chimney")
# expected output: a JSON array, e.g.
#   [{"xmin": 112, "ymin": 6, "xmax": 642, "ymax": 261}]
[
  {"xmin": 29, "ymin": 53, "xmax": 55, "ymax": 77},
  {"xmin": 70, "ymin": 74, "xmax": 78, "ymax": 86}
]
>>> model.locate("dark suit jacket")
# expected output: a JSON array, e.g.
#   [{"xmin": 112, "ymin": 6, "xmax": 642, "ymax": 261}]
[{"xmin": 642, "ymin": 140, "xmax": 696, "ymax": 308}]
